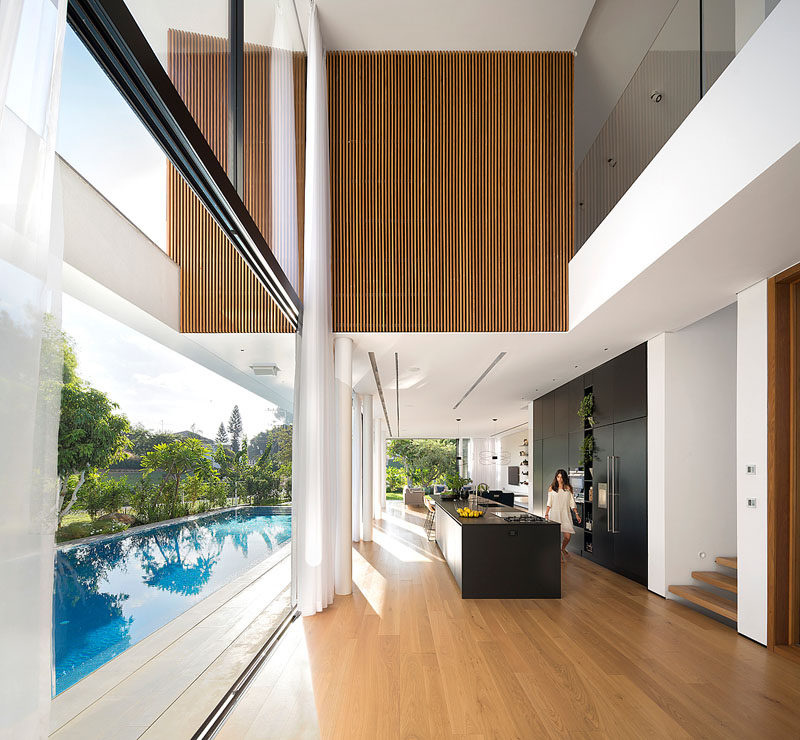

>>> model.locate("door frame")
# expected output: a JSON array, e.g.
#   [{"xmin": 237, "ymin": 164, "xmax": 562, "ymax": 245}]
[{"xmin": 767, "ymin": 263, "xmax": 800, "ymax": 653}]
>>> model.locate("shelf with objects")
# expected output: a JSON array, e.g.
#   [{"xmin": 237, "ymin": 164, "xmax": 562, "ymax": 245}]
[{"xmin": 578, "ymin": 386, "xmax": 594, "ymax": 552}]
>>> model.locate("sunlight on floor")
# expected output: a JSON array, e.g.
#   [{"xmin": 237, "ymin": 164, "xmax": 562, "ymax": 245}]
[
  {"xmin": 352, "ymin": 548, "xmax": 387, "ymax": 617},
  {"xmin": 372, "ymin": 528, "xmax": 431, "ymax": 563}
]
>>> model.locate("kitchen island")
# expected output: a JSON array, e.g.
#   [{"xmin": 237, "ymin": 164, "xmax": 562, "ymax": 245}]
[{"xmin": 432, "ymin": 495, "xmax": 562, "ymax": 598}]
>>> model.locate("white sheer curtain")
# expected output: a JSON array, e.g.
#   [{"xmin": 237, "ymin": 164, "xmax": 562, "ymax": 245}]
[
  {"xmin": 351, "ymin": 394, "xmax": 362, "ymax": 541},
  {"xmin": 293, "ymin": 4, "xmax": 336, "ymax": 616},
  {"xmin": 269, "ymin": 4, "xmax": 299, "ymax": 292},
  {"xmin": 0, "ymin": 0, "xmax": 67, "ymax": 735},
  {"xmin": 468, "ymin": 438, "xmax": 501, "ymax": 489}
]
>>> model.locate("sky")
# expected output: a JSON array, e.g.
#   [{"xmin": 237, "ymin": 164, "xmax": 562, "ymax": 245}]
[
  {"xmin": 57, "ymin": 25, "xmax": 167, "ymax": 248},
  {"xmin": 63, "ymin": 295, "xmax": 285, "ymax": 440}
]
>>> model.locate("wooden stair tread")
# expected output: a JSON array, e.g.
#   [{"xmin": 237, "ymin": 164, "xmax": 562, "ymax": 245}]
[
  {"xmin": 668, "ymin": 585, "xmax": 737, "ymax": 622},
  {"xmin": 715, "ymin": 556, "xmax": 737, "ymax": 569},
  {"xmin": 691, "ymin": 570, "xmax": 737, "ymax": 593}
]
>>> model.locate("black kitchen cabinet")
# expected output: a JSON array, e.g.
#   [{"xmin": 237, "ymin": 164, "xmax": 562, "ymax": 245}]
[
  {"xmin": 567, "ymin": 378, "xmax": 584, "ymax": 433},
  {"xmin": 540, "ymin": 393, "xmax": 555, "ymax": 439},
  {"xmin": 612, "ymin": 417, "xmax": 647, "ymax": 584},
  {"xmin": 542, "ymin": 434, "xmax": 568, "ymax": 493},
  {"xmin": 613, "ymin": 345, "xmax": 647, "ymax": 424},
  {"xmin": 531, "ymin": 342, "xmax": 647, "ymax": 586},
  {"xmin": 589, "ymin": 424, "xmax": 614, "ymax": 569},
  {"xmin": 568, "ymin": 431, "xmax": 583, "ymax": 473},
  {"xmin": 532, "ymin": 440, "xmax": 544, "ymax": 515},
  {"xmin": 554, "ymin": 385, "xmax": 570, "ymax": 436},
  {"xmin": 591, "ymin": 360, "xmax": 614, "ymax": 427}
]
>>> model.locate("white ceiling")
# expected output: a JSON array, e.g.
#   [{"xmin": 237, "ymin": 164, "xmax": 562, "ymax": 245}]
[
  {"xmin": 310, "ymin": 0, "xmax": 595, "ymax": 51},
  {"xmin": 347, "ymin": 136, "xmax": 800, "ymax": 439}
]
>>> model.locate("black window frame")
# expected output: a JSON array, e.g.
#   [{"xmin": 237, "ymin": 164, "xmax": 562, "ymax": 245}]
[{"xmin": 66, "ymin": 0, "xmax": 302, "ymax": 327}]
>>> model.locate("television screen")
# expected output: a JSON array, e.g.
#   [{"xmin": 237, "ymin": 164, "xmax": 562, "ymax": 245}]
[{"xmin": 508, "ymin": 466, "xmax": 520, "ymax": 485}]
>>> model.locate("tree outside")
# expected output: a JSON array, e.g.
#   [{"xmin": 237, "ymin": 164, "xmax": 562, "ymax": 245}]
[
  {"xmin": 55, "ymin": 333, "xmax": 294, "ymax": 542},
  {"xmin": 386, "ymin": 439, "xmax": 458, "ymax": 493}
]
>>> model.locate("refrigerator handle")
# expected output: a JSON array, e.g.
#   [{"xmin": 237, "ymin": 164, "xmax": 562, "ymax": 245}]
[{"xmin": 610, "ymin": 455, "xmax": 619, "ymax": 534}]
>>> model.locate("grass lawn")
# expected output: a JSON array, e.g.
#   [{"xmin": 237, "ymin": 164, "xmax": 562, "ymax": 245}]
[
  {"xmin": 385, "ymin": 491, "xmax": 403, "ymax": 501},
  {"xmin": 56, "ymin": 510, "xmax": 129, "ymax": 543}
]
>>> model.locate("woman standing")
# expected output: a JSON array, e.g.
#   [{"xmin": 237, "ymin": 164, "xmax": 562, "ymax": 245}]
[{"xmin": 545, "ymin": 469, "xmax": 581, "ymax": 560}]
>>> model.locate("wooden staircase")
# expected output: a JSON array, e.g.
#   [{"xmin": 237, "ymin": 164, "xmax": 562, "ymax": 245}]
[{"xmin": 668, "ymin": 556, "xmax": 737, "ymax": 623}]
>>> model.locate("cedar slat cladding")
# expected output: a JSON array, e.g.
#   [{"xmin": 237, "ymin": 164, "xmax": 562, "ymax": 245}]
[
  {"xmin": 166, "ymin": 30, "xmax": 306, "ymax": 333},
  {"xmin": 328, "ymin": 50, "xmax": 573, "ymax": 333}
]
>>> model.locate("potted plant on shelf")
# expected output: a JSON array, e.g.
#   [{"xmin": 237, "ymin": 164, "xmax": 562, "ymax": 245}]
[
  {"xmin": 578, "ymin": 392, "xmax": 595, "ymax": 427},
  {"xmin": 579, "ymin": 434, "xmax": 595, "ymax": 478}
]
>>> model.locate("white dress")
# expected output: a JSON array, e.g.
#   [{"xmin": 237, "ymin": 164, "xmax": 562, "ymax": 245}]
[{"xmin": 546, "ymin": 488, "xmax": 577, "ymax": 534}]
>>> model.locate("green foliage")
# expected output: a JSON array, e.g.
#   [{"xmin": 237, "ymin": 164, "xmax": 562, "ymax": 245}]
[
  {"xmin": 228, "ymin": 405, "xmax": 243, "ymax": 453},
  {"xmin": 387, "ymin": 439, "xmax": 458, "ymax": 488},
  {"xmin": 444, "ymin": 472, "xmax": 472, "ymax": 492},
  {"xmin": 385, "ymin": 466, "xmax": 405, "ymax": 492},
  {"xmin": 215, "ymin": 422, "xmax": 229, "ymax": 445},
  {"xmin": 578, "ymin": 433, "xmax": 596, "ymax": 468},
  {"xmin": 141, "ymin": 437, "xmax": 215, "ymax": 519},
  {"xmin": 79, "ymin": 470, "xmax": 134, "ymax": 519},
  {"xmin": 578, "ymin": 392, "xmax": 595, "ymax": 427},
  {"xmin": 56, "ymin": 517, "xmax": 128, "ymax": 543},
  {"xmin": 58, "ymin": 335, "xmax": 130, "ymax": 521}
]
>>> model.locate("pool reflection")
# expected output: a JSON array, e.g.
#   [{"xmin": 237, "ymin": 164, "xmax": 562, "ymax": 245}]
[{"xmin": 53, "ymin": 508, "xmax": 291, "ymax": 695}]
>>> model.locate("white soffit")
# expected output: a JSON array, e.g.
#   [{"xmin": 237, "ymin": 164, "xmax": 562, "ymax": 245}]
[{"xmin": 314, "ymin": 0, "xmax": 595, "ymax": 51}]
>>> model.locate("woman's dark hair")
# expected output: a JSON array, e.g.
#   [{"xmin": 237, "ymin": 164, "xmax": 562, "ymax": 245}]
[{"xmin": 551, "ymin": 469, "xmax": 572, "ymax": 492}]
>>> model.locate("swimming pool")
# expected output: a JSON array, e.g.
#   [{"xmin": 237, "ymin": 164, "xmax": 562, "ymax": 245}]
[{"xmin": 53, "ymin": 507, "xmax": 291, "ymax": 696}]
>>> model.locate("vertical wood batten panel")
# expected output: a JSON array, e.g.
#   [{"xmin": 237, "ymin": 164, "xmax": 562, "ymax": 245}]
[
  {"xmin": 167, "ymin": 30, "xmax": 302, "ymax": 333},
  {"xmin": 328, "ymin": 51, "xmax": 573, "ymax": 333}
]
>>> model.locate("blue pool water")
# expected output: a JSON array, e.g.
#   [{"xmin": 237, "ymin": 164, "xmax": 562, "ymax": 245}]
[{"xmin": 53, "ymin": 507, "xmax": 291, "ymax": 695}]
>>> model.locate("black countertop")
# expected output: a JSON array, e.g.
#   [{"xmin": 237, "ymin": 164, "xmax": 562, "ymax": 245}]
[{"xmin": 432, "ymin": 494, "xmax": 555, "ymax": 527}]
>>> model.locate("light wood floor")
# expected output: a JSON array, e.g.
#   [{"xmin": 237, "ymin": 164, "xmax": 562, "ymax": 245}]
[{"xmin": 224, "ymin": 503, "xmax": 800, "ymax": 739}]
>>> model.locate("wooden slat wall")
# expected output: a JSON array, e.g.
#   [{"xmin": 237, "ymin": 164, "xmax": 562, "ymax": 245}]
[
  {"xmin": 166, "ymin": 29, "xmax": 305, "ymax": 333},
  {"xmin": 328, "ymin": 50, "xmax": 573, "ymax": 333}
]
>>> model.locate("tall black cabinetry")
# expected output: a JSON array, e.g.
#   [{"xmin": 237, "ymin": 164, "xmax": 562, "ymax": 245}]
[{"xmin": 532, "ymin": 344, "xmax": 647, "ymax": 586}]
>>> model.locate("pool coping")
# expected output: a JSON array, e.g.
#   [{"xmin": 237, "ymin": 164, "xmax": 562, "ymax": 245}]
[
  {"xmin": 50, "ymin": 540, "xmax": 292, "ymax": 735},
  {"xmin": 57, "ymin": 504, "xmax": 292, "ymax": 551}
]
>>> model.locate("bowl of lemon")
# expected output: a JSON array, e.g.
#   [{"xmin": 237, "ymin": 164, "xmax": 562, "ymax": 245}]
[{"xmin": 456, "ymin": 506, "xmax": 484, "ymax": 518}]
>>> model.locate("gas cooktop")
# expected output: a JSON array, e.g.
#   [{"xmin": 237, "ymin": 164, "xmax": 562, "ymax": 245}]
[{"xmin": 492, "ymin": 511, "xmax": 547, "ymax": 523}]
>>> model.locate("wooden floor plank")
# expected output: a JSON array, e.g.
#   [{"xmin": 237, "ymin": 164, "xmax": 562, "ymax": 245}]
[{"xmin": 221, "ymin": 503, "xmax": 800, "ymax": 739}]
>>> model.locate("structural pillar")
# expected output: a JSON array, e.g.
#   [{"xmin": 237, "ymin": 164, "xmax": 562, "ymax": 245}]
[
  {"xmin": 334, "ymin": 337, "xmax": 353, "ymax": 595},
  {"xmin": 361, "ymin": 394, "xmax": 374, "ymax": 541},
  {"xmin": 373, "ymin": 414, "xmax": 383, "ymax": 521}
]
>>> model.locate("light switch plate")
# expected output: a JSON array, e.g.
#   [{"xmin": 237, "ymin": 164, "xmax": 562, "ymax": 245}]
[
  {"xmin": 746, "ymin": 464, "xmax": 757, "ymax": 475},
  {"xmin": 747, "ymin": 498, "xmax": 757, "ymax": 508}
]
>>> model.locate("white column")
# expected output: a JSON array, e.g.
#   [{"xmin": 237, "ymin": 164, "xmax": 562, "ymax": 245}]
[
  {"xmin": 527, "ymin": 401, "xmax": 535, "ymax": 513},
  {"xmin": 373, "ymin": 412, "xmax": 383, "ymax": 521},
  {"xmin": 334, "ymin": 337, "xmax": 353, "ymax": 595},
  {"xmin": 361, "ymin": 394, "xmax": 374, "ymax": 541},
  {"xmin": 351, "ymin": 394, "xmax": 362, "ymax": 542}
]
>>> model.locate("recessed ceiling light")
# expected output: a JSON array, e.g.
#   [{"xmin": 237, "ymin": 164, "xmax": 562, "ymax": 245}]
[
  {"xmin": 492, "ymin": 418, "xmax": 498, "ymax": 422},
  {"xmin": 456, "ymin": 417, "xmax": 461, "ymax": 422}
]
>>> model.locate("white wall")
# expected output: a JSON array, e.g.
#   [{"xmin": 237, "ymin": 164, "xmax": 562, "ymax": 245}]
[
  {"xmin": 736, "ymin": 279, "xmax": 768, "ymax": 644},
  {"xmin": 648, "ymin": 304, "xmax": 738, "ymax": 598},
  {"xmin": 647, "ymin": 334, "xmax": 667, "ymax": 595},
  {"xmin": 60, "ymin": 157, "xmax": 180, "ymax": 330}
]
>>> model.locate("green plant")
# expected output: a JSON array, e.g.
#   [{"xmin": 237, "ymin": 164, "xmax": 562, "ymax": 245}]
[
  {"xmin": 386, "ymin": 466, "xmax": 405, "ymax": 492},
  {"xmin": 387, "ymin": 438, "xmax": 458, "ymax": 488},
  {"xmin": 80, "ymin": 470, "xmax": 134, "ymax": 519},
  {"xmin": 444, "ymin": 472, "xmax": 472, "ymax": 492},
  {"xmin": 577, "ymin": 392, "xmax": 595, "ymax": 427},
  {"xmin": 57, "ymin": 335, "xmax": 130, "ymax": 523},
  {"xmin": 141, "ymin": 437, "xmax": 215, "ymax": 518},
  {"xmin": 578, "ymin": 433, "xmax": 595, "ymax": 468}
]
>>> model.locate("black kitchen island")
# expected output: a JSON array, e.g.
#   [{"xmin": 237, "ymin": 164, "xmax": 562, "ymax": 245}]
[{"xmin": 432, "ymin": 495, "xmax": 562, "ymax": 599}]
